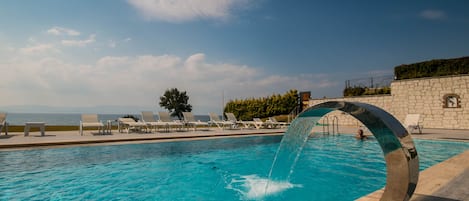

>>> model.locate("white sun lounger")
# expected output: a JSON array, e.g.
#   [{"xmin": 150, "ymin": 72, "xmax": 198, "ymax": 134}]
[
  {"xmin": 253, "ymin": 118, "xmax": 273, "ymax": 129},
  {"xmin": 118, "ymin": 117, "xmax": 148, "ymax": 133},
  {"xmin": 225, "ymin": 112, "xmax": 256, "ymax": 129},
  {"xmin": 183, "ymin": 112, "xmax": 209, "ymax": 131},
  {"xmin": 268, "ymin": 117, "xmax": 289, "ymax": 128},
  {"xmin": 80, "ymin": 114, "xmax": 104, "ymax": 135},
  {"xmin": 141, "ymin": 111, "xmax": 168, "ymax": 132},
  {"xmin": 158, "ymin": 112, "xmax": 184, "ymax": 131},
  {"xmin": 404, "ymin": 114, "xmax": 423, "ymax": 134},
  {"xmin": 0, "ymin": 112, "xmax": 8, "ymax": 135},
  {"xmin": 208, "ymin": 112, "xmax": 235, "ymax": 130}
]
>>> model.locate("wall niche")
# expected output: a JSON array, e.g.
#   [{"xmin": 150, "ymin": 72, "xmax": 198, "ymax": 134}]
[{"xmin": 443, "ymin": 94, "xmax": 461, "ymax": 108}]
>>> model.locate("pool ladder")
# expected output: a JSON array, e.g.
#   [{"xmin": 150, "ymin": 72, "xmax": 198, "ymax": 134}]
[{"xmin": 321, "ymin": 116, "xmax": 339, "ymax": 135}]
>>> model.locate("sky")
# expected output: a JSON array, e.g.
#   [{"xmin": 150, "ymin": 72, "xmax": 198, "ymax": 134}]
[{"xmin": 0, "ymin": 0, "xmax": 469, "ymax": 114}]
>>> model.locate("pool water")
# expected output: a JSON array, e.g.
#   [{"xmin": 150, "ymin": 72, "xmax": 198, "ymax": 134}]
[{"xmin": 0, "ymin": 135, "xmax": 468, "ymax": 201}]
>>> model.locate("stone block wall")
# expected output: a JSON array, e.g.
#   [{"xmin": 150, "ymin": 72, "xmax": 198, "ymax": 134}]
[{"xmin": 308, "ymin": 75, "xmax": 469, "ymax": 129}]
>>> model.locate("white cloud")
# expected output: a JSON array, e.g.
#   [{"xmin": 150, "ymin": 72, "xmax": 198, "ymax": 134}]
[
  {"xmin": 19, "ymin": 44, "xmax": 59, "ymax": 55},
  {"xmin": 96, "ymin": 56, "xmax": 131, "ymax": 68},
  {"xmin": 127, "ymin": 0, "xmax": 250, "ymax": 22},
  {"xmin": 47, "ymin": 26, "xmax": 81, "ymax": 36},
  {"xmin": 108, "ymin": 38, "xmax": 132, "ymax": 48},
  {"xmin": 62, "ymin": 34, "xmax": 96, "ymax": 47},
  {"xmin": 0, "ymin": 52, "xmax": 336, "ymax": 114},
  {"xmin": 420, "ymin": 9, "xmax": 446, "ymax": 20}
]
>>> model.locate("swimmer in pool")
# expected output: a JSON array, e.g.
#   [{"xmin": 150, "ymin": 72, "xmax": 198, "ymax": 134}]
[{"xmin": 355, "ymin": 129, "xmax": 368, "ymax": 140}]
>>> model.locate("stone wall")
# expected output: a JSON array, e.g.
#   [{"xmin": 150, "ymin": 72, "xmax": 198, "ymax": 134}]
[{"xmin": 308, "ymin": 75, "xmax": 469, "ymax": 129}]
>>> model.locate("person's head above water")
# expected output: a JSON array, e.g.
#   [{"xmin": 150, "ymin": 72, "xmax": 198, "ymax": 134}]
[{"xmin": 356, "ymin": 128, "xmax": 367, "ymax": 140}]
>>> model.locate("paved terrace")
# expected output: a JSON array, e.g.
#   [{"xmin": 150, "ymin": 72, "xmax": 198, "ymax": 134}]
[{"xmin": 0, "ymin": 126, "xmax": 468, "ymax": 200}]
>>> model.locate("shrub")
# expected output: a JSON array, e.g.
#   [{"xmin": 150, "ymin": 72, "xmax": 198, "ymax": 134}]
[
  {"xmin": 224, "ymin": 89, "xmax": 299, "ymax": 120},
  {"xmin": 343, "ymin": 86, "xmax": 390, "ymax": 97},
  {"xmin": 343, "ymin": 86, "xmax": 366, "ymax": 97},
  {"xmin": 395, "ymin": 56, "xmax": 469, "ymax": 80}
]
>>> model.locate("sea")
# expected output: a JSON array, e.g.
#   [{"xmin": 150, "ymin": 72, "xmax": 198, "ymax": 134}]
[{"xmin": 3, "ymin": 113, "xmax": 210, "ymax": 126}]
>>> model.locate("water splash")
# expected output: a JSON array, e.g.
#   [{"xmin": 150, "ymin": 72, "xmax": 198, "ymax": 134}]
[
  {"xmin": 225, "ymin": 116, "xmax": 322, "ymax": 199},
  {"xmin": 226, "ymin": 174, "xmax": 301, "ymax": 200},
  {"xmin": 266, "ymin": 116, "xmax": 320, "ymax": 185}
]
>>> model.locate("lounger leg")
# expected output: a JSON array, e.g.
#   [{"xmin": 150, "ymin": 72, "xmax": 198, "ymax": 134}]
[
  {"xmin": 40, "ymin": 126, "xmax": 45, "ymax": 136},
  {"xmin": 24, "ymin": 125, "xmax": 30, "ymax": 136}
]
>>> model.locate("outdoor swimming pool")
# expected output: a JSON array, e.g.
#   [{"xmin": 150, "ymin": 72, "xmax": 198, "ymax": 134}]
[{"xmin": 1, "ymin": 135, "xmax": 468, "ymax": 201}]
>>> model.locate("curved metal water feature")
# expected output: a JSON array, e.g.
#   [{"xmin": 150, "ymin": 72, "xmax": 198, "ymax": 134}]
[{"xmin": 268, "ymin": 101, "xmax": 419, "ymax": 201}]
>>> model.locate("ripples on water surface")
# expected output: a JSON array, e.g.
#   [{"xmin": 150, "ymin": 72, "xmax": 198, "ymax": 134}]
[{"xmin": 0, "ymin": 135, "xmax": 467, "ymax": 200}]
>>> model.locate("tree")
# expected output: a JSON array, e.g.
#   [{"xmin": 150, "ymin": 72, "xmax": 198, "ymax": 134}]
[{"xmin": 159, "ymin": 88, "xmax": 192, "ymax": 120}]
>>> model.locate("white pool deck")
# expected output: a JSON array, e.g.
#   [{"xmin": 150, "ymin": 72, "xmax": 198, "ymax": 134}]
[{"xmin": 1, "ymin": 126, "xmax": 468, "ymax": 200}]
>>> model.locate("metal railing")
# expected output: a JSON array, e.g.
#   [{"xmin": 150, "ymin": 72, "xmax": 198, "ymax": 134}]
[
  {"xmin": 345, "ymin": 75, "xmax": 394, "ymax": 89},
  {"xmin": 331, "ymin": 115, "xmax": 339, "ymax": 134},
  {"xmin": 287, "ymin": 106, "xmax": 299, "ymax": 123},
  {"xmin": 321, "ymin": 115, "xmax": 339, "ymax": 135}
]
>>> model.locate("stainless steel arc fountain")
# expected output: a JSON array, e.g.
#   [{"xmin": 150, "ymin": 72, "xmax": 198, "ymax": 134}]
[{"xmin": 268, "ymin": 101, "xmax": 419, "ymax": 201}]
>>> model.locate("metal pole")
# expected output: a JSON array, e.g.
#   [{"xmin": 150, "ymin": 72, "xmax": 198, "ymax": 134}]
[{"xmin": 222, "ymin": 90, "xmax": 225, "ymax": 121}]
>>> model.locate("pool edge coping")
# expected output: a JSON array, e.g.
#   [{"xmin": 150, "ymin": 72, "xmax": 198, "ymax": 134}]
[{"xmin": 0, "ymin": 131, "xmax": 285, "ymax": 150}]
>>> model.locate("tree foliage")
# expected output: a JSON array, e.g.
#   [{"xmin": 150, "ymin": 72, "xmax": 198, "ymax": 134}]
[
  {"xmin": 343, "ymin": 86, "xmax": 391, "ymax": 97},
  {"xmin": 159, "ymin": 88, "xmax": 192, "ymax": 120},
  {"xmin": 224, "ymin": 89, "xmax": 299, "ymax": 121},
  {"xmin": 394, "ymin": 56, "xmax": 469, "ymax": 80}
]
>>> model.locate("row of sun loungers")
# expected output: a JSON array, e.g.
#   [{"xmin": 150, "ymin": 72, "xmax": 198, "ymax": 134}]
[
  {"xmin": 224, "ymin": 113, "xmax": 288, "ymax": 129},
  {"xmin": 0, "ymin": 111, "xmax": 424, "ymax": 136},
  {"xmin": 79, "ymin": 111, "xmax": 289, "ymax": 135},
  {"xmin": 79, "ymin": 112, "xmax": 424, "ymax": 135},
  {"xmin": 0, "ymin": 111, "xmax": 288, "ymax": 136}
]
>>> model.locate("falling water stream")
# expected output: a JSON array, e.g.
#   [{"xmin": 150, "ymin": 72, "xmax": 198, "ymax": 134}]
[
  {"xmin": 262, "ymin": 116, "xmax": 323, "ymax": 197},
  {"xmin": 267, "ymin": 116, "xmax": 321, "ymax": 181}
]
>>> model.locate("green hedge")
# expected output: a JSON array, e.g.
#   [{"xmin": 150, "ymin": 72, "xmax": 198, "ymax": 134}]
[
  {"xmin": 224, "ymin": 89, "xmax": 298, "ymax": 121},
  {"xmin": 395, "ymin": 56, "xmax": 469, "ymax": 80},
  {"xmin": 343, "ymin": 86, "xmax": 391, "ymax": 97}
]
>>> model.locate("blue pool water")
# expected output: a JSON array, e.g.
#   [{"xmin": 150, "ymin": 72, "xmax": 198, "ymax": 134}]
[{"xmin": 0, "ymin": 135, "xmax": 468, "ymax": 201}]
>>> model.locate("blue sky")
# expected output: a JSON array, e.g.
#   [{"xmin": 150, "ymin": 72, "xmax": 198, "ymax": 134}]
[{"xmin": 1, "ymin": 0, "xmax": 468, "ymax": 114}]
